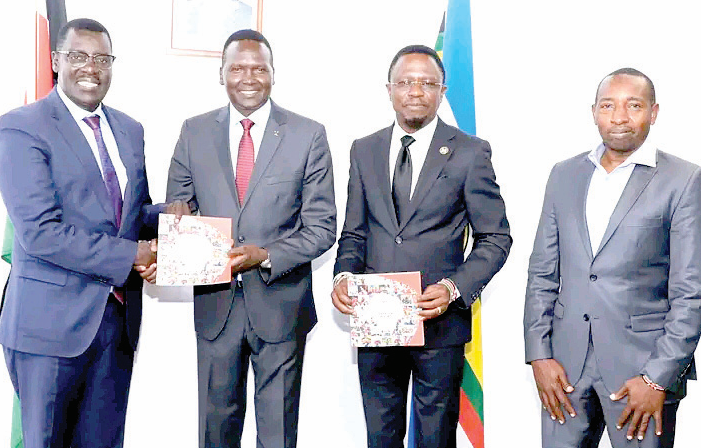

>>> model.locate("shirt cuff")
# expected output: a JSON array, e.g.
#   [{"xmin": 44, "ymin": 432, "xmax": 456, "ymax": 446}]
[{"xmin": 333, "ymin": 272, "xmax": 352, "ymax": 287}]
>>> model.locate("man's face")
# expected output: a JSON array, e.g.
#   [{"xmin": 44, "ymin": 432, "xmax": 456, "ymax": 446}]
[
  {"xmin": 52, "ymin": 29, "xmax": 112, "ymax": 112},
  {"xmin": 387, "ymin": 53, "xmax": 446, "ymax": 133},
  {"xmin": 220, "ymin": 40, "xmax": 273, "ymax": 116},
  {"xmin": 592, "ymin": 74, "xmax": 658, "ymax": 153}
]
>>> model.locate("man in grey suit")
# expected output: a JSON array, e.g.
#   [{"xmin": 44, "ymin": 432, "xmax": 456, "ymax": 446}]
[
  {"xmin": 332, "ymin": 45, "xmax": 511, "ymax": 447},
  {"xmin": 524, "ymin": 68, "xmax": 701, "ymax": 447},
  {"xmin": 166, "ymin": 30, "xmax": 336, "ymax": 448}
]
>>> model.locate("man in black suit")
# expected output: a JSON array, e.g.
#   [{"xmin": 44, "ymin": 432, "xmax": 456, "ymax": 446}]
[{"xmin": 332, "ymin": 45, "xmax": 511, "ymax": 447}]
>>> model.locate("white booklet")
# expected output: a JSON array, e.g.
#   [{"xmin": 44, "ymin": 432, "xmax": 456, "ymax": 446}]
[{"xmin": 155, "ymin": 214, "xmax": 232, "ymax": 286}]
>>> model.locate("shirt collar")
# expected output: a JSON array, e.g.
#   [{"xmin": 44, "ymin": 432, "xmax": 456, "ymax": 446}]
[
  {"xmin": 229, "ymin": 99, "xmax": 271, "ymax": 128},
  {"xmin": 57, "ymin": 85, "xmax": 106, "ymax": 123},
  {"xmin": 392, "ymin": 115, "xmax": 439, "ymax": 143},
  {"xmin": 587, "ymin": 136, "xmax": 657, "ymax": 171}
]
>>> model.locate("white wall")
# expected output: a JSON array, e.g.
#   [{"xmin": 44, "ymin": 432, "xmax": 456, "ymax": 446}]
[{"xmin": 1, "ymin": 1, "xmax": 701, "ymax": 447}]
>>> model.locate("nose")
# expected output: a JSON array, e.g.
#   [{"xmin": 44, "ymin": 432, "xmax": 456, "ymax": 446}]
[
  {"xmin": 407, "ymin": 82, "xmax": 424, "ymax": 96},
  {"xmin": 82, "ymin": 57, "xmax": 99, "ymax": 73},
  {"xmin": 611, "ymin": 105, "xmax": 629, "ymax": 124}
]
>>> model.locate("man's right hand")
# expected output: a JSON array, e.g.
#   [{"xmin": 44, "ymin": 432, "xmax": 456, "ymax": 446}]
[
  {"xmin": 531, "ymin": 358, "xmax": 576, "ymax": 424},
  {"xmin": 134, "ymin": 240, "xmax": 157, "ymax": 268},
  {"xmin": 331, "ymin": 278, "xmax": 354, "ymax": 315}
]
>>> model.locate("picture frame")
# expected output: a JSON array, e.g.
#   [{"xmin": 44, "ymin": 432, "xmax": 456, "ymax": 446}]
[{"xmin": 170, "ymin": 0, "xmax": 263, "ymax": 57}]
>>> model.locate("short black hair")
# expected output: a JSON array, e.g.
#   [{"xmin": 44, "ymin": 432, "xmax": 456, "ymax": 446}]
[
  {"xmin": 222, "ymin": 29, "xmax": 273, "ymax": 67},
  {"xmin": 56, "ymin": 18, "xmax": 112, "ymax": 50},
  {"xmin": 388, "ymin": 45, "xmax": 445, "ymax": 83},
  {"xmin": 596, "ymin": 67, "xmax": 656, "ymax": 104}
]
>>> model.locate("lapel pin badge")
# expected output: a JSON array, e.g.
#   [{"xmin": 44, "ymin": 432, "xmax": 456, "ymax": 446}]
[
  {"xmin": 439, "ymin": 146, "xmax": 450, "ymax": 155},
  {"xmin": 273, "ymin": 130, "xmax": 279, "ymax": 137}
]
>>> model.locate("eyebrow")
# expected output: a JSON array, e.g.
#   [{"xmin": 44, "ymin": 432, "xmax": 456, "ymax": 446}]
[{"xmin": 597, "ymin": 96, "xmax": 646, "ymax": 103}]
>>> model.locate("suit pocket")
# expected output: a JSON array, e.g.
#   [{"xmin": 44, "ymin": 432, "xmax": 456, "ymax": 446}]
[
  {"xmin": 630, "ymin": 311, "xmax": 667, "ymax": 332},
  {"xmin": 624, "ymin": 216, "xmax": 663, "ymax": 227},
  {"xmin": 17, "ymin": 259, "xmax": 68, "ymax": 286},
  {"xmin": 264, "ymin": 170, "xmax": 303, "ymax": 185}
]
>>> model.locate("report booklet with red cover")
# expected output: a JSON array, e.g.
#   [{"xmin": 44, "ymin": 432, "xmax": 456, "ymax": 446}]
[{"xmin": 348, "ymin": 271, "xmax": 424, "ymax": 347}]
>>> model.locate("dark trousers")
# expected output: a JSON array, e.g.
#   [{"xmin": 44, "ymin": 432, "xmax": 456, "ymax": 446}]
[
  {"xmin": 358, "ymin": 345, "xmax": 464, "ymax": 448},
  {"xmin": 3, "ymin": 297, "xmax": 134, "ymax": 448},
  {"xmin": 197, "ymin": 286, "xmax": 306, "ymax": 448},
  {"xmin": 541, "ymin": 338, "xmax": 680, "ymax": 448}
]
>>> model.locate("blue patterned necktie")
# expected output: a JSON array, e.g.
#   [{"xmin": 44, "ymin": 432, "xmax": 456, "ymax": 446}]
[{"xmin": 83, "ymin": 115, "xmax": 123, "ymax": 227}]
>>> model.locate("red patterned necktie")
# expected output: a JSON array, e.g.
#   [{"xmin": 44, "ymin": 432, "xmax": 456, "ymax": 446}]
[
  {"xmin": 83, "ymin": 115, "xmax": 125, "ymax": 304},
  {"xmin": 236, "ymin": 118, "xmax": 255, "ymax": 205}
]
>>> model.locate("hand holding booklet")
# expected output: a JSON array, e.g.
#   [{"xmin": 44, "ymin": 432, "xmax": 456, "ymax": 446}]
[
  {"xmin": 348, "ymin": 271, "xmax": 424, "ymax": 347},
  {"xmin": 155, "ymin": 214, "xmax": 233, "ymax": 286}
]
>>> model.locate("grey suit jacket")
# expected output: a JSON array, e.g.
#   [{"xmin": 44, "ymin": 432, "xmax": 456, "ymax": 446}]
[
  {"xmin": 334, "ymin": 119, "xmax": 511, "ymax": 347},
  {"xmin": 524, "ymin": 149, "xmax": 701, "ymax": 392},
  {"xmin": 166, "ymin": 100, "xmax": 336, "ymax": 343}
]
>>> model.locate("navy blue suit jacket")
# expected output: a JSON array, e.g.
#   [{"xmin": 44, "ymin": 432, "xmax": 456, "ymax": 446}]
[{"xmin": 0, "ymin": 88, "xmax": 161, "ymax": 357}]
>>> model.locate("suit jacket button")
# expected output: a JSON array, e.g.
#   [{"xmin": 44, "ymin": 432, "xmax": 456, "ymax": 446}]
[
  {"xmin": 583, "ymin": 314, "xmax": 590, "ymax": 322},
  {"xmin": 238, "ymin": 236, "xmax": 245, "ymax": 243},
  {"xmin": 589, "ymin": 274, "xmax": 597, "ymax": 281},
  {"xmin": 395, "ymin": 236, "xmax": 402, "ymax": 245}
]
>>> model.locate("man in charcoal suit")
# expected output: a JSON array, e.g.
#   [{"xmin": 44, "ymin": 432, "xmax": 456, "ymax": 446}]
[
  {"xmin": 166, "ymin": 29, "xmax": 336, "ymax": 448},
  {"xmin": 332, "ymin": 44, "xmax": 511, "ymax": 448}
]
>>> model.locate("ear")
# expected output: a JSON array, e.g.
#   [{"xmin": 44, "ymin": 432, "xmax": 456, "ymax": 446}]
[
  {"xmin": 219, "ymin": 66, "xmax": 224, "ymax": 85},
  {"xmin": 51, "ymin": 51, "xmax": 60, "ymax": 73},
  {"xmin": 650, "ymin": 103, "xmax": 659, "ymax": 125}
]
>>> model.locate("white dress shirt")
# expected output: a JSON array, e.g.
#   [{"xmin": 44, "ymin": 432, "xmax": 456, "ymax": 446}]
[
  {"xmin": 228, "ymin": 99, "xmax": 271, "ymax": 176},
  {"xmin": 57, "ymin": 86, "xmax": 127, "ymax": 197},
  {"xmin": 585, "ymin": 139, "xmax": 657, "ymax": 254},
  {"xmin": 388, "ymin": 116, "xmax": 439, "ymax": 199}
]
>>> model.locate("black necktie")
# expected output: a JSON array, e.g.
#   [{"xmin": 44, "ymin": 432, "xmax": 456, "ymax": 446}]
[{"xmin": 392, "ymin": 135, "xmax": 415, "ymax": 225}]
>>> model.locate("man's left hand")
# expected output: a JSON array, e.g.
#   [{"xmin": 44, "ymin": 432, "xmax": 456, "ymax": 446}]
[
  {"xmin": 611, "ymin": 375, "xmax": 665, "ymax": 441},
  {"xmin": 229, "ymin": 245, "xmax": 268, "ymax": 273},
  {"xmin": 165, "ymin": 200, "xmax": 192, "ymax": 223},
  {"xmin": 417, "ymin": 283, "xmax": 450, "ymax": 320}
]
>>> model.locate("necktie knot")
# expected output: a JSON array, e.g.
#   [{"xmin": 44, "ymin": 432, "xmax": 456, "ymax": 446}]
[
  {"xmin": 241, "ymin": 118, "xmax": 254, "ymax": 132},
  {"xmin": 400, "ymin": 135, "xmax": 415, "ymax": 149},
  {"xmin": 83, "ymin": 115, "xmax": 100, "ymax": 131}
]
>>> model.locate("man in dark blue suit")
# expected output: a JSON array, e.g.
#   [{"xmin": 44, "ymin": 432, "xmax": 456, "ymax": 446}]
[
  {"xmin": 0, "ymin": 18, "xmax": 180, "ymax": 448},
  {"xmin": 332, "ymin": 45, "xmax": 511, "ymax": 447}
]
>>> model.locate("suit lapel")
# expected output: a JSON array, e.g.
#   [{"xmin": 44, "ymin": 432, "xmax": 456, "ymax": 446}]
[
  {"xmin": 213, "ymin": 106, "xmax": 240, "ymax": 212},
  {"xmin": 49, "ymin": 90, "xmax": 115, "ymax": 223},
  {"xmin": 595, "ymin": 164, "xmax": 657, "ymax": 258},
  {"xmin": 367, "ymin": 125, "xmax": 398, "ymax": 229},
  {"xmin": 399, "ymin": 119, "xmax": 453, "ymax": 231},
  {"xmin": 574, "ymin": 158, "xmax": 595, "ymax": 261},
  {"xmin": 241, "ymin": 101, "xmax": 285, "ymax": 208}
]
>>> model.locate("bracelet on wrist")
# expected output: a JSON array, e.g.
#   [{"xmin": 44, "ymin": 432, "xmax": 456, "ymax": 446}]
[
  {"xmin": 438, "ymin": 278, "xmax": 458, "ymax": 303},
  {"xmin": 642, "ymin": 374, "xmax": 665, "ymax": 392}
]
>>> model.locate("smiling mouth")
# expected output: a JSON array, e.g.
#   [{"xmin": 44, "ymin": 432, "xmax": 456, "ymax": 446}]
[
  {"xmin": 239, "ymin": 90, "xmax": 260, "ymax": 97},
  {"xmin": 77, "ymin": 80, "xmax": 99, "ymax": 89}
]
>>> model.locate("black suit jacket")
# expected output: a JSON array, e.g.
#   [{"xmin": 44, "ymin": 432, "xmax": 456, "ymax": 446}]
[{"xmin": 334, "ymin": 118, "xmax": 511, "ymax": 347}]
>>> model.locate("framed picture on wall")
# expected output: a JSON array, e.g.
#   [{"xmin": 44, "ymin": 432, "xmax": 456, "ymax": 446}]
[{"xmin": 170, "ymin": 0, "xmax": 263, "ymax": 57}]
